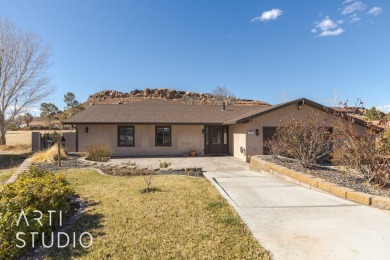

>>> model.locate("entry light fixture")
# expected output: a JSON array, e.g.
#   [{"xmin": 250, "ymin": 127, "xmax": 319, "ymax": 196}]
[
  {"xmin": 85, "ymin": 127, "xmax": 89, "ymax": 133},
  {"xmin": 256, "ymin": 129, "xmax": 259, "ymax": 136}
]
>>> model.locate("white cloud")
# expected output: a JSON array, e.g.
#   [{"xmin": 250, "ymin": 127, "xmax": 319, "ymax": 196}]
[
  {"xmin": 251, "ymin": 8, "xmax": 283, "ymax": 22},
  {"xmin": 312, "ymin": 16, "xmax": 344, "ymax": 37},
  {"xmin": 341, "ymin": 1, "xmax": 366, "ymax": 15},
  {"xmin": 368, "ymin": 7, "xmax": 383, "ymax": 16},
  {"xmin": 349, "ymin": 13, "xmax": 361, "ymax": 23},
  {"xmin": 320, "ymin": 28, "xmax": 344, "ymax": 37},
  {"xmin": 318, "ymin": 17, "xmax": 338, "ymax": 30}
]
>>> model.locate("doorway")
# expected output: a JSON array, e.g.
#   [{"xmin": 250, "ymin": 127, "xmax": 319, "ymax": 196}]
[{"xmin": 204, "ymin": 126, "xmax": 229, "ymax": 155}]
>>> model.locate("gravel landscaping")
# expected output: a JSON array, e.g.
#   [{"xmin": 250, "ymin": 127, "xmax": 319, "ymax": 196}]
[
  {"xmin": 35, "ymin": 156, "xmax": 204, "ymax": 177},
  {"xmin": 261, "ymin": 155, "xmax": 390, "ymax": 197}
]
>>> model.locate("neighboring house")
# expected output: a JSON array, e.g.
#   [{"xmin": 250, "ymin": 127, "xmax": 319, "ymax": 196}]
[
  {"xmin": 64, "ymin": 98, "xmax": 367, "ymax": 162},
  {"xmin": 29, "ymin": 120, "xmax": 61, "ymax": 130}
]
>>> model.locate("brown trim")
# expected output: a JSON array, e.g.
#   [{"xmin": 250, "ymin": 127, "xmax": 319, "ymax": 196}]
[
  {"xmin": 64, "ymin": 122, "xmax": 224, "ymax": 125},
  {"xmin": 232, "ymin": 98, "xmax": 367, "ymax": 127},
  {"xmin": 155, "ymin": 126, "xmax": 171, "ymax": 146},
  {"xmin": 117, "ymin": 126, "xmax": 135, "ymax": 147}
]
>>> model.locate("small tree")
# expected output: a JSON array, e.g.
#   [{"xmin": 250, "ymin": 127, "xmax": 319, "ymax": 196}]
[
  {"xmin": 365, "ymin": 106, "xmax": 383, "ymax": 121},
  {"xmin": 265, "ymin": 111, "xmax": 333, "ymax": 169},
  {"xmin": 40, "ymin": 102, "xmax": 59, "ymax": 131},
  {"xmin": 60, "ymin": 92, "xmax": 84, "ymax": 122},
  {"xmin": 21, "ymin": 112, "xmax": 33, "ymax": 127},
  {"xmin": 64, "ymin": 92, "xmax": 80, "ymax": 110}
]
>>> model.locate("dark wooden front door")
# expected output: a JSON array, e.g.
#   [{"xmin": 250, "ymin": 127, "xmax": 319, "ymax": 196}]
[{"xmin": 204, "ymin": 126, "xmax": 228, "ymax": 155}]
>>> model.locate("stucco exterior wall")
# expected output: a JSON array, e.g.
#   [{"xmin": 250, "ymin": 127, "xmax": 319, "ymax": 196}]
[
  {"xmin": 229, "ymin": 103, "xmax": 367, "ymax": 162},
  {"xmin": 63, "ymin": 132, "xmax": 76, "ymax": 152},
  {"xmin": 229, "ymin": 124, "xmax": 247, "ymax": 161},
  {"xmin": 77, "ymin": 124, "xmax": 204, "ymax": 156}
]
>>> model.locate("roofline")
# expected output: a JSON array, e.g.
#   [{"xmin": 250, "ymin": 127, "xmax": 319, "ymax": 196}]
[
  {"xmin": 63, "ymin": 122, "xmax": 225, "ymax": 126},
  {"xmin": 230, "ymin": 98, "xmax": 367, "ymax": 127}
]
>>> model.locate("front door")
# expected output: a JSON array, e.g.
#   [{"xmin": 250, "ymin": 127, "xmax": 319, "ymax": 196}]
[{"xmin": 204, "ymin": 126, "xmax": 228, "ymax": 155}]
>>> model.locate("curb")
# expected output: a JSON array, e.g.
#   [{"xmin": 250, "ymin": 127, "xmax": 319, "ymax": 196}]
[
  {"xmin": 6, "ymin": 158, "xmax": 32, "ymax": 184},
  {"xmin": 250, "ymin": 156, "xmax": 390, "ymax": 211}
]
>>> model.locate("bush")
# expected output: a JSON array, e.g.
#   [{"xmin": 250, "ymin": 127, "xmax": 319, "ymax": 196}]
[
  {"xmin": 332, "ymin": 117, "xmax": 390, "ymax": 187},
  {"xmin": 265, "ymin": 111, "xmax": 333, "ymax": 169},
  {"xmin": 31, "ymin": 144, "xmax": 67, "ymax": 163},
  {"xmin": 85, "ymin": 144, "xmax": 112, "ymax": 162},
  {"xmin": 0, "ymin": 166, "xmax": 74, "ymax": 259},
  {"xmin": 159, "ymin": 160, "xmax": 171, "ymax": 168}
]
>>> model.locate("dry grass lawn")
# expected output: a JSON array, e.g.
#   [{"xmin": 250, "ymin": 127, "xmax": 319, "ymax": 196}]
[
  {"xmin": 0, "ymin": 167, "xmax": 16, "ymax": 183},
  {"xmin": 46, "ymin": 169, "xmax": 270, "ymax": 259}
]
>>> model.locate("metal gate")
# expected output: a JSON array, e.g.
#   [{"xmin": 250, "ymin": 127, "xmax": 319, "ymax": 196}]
[{"xmin": 40, "ymin": 133, "xmax": 57, "ymax": 150}]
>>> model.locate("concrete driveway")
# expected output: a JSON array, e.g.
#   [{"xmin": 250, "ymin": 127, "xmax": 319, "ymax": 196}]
[
  {"xmin": 110, "ymin": 156, "xmax": 390, "ymax": 259},
  {"xmin": 200, "ymin": 157, "xmax": 390, "ymax": 260}
]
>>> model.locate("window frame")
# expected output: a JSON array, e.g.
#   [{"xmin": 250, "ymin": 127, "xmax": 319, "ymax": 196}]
[
  {"xmin": 155, "ymin": 126, "xmax": 172, "ymax": 147},
  {"xmin": 117, "ymin": 126, "xmax": 135, "ymax": 147}
]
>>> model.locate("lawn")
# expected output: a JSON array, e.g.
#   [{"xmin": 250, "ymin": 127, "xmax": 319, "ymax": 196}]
[
  {"xmin": 46, "ymin": 169, "xmax": 269, "ymax": 259},
  {"xmin": 0, "ymin": 167, "xmax": 16, "ymax": 183}
]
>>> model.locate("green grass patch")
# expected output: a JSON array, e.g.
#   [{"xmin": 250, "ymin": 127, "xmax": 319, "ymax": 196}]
[
  {"xmin": 45, "ymin": 169, "xmax": 269, "ymax": 259},
  {"xmin": 0, "ymin": 168, "xmax": 16, "ymax": 183}
]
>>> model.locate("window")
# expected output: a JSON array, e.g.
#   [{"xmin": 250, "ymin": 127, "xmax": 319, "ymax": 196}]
[
  {"xmin": 155, "ymin": 126, "xmax": 171, "ymax": 146},
  {"xmin": 118, "ymin": 126, "xmax": 134, "ymax": 147}
]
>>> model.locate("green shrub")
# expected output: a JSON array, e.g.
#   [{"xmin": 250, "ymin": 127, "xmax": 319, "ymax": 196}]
[
  {"xmin": 0, "ymin": 166, "xmax": 74, "ymax": 259},
  {"xmin": 85, "ymin": 144, "xmax": 112, "ymax": 162},
  {"xmin": 159, "ymin": 160, "xmax": 171, "ymax": 168}
]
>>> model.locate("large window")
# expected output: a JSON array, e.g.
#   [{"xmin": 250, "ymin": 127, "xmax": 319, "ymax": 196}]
[
  {"xmin": 155, "ymin": 126, "xmax": 171, "ymax": 146},
  {"xmin": 118, "ymin": 126, "xmax": 134, "ymax": 147}
]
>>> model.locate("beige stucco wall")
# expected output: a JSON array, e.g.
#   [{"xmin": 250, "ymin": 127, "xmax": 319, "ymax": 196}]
[
  {"xmin": 63, "ymin": 132, "xmax": 76, "ymax": 152},
  {"xmin": 229, "ymin": 103, "xmax": 367, "ymax": 162},
  {"xmin": 77, "ymin": 124, "xmax": 204, "ymax": 156}
]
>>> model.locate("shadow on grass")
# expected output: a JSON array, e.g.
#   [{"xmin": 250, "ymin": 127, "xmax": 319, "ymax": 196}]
[
  {"xmin": 0, "ymin": 153, "xmax": 31, "ymax": 169},
  {"xmin": 44, "ymin": 211, "xmax": 105, "ymax": 259}
]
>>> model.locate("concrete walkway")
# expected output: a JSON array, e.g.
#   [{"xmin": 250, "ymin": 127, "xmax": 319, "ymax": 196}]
[
  {"xmin": 6, "ymin": 158, "xmax": 32, "ymax": 184},
  {"xmin": 200, "ymin": 158, "xmax": 390, "ymax": 260}
]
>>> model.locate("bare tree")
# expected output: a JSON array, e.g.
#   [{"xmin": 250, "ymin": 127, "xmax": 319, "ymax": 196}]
[
  {"xmin": 0, "ymin": 18, "xmax": 54, "ymax": 144},
  {"xmin": 280, "ymin": 90, "xmax": 291, "ymax": 103},
  {"xmin": 331, "ymin": 110, "xmax": 390, "ymax": 187},
  {"xmin": 265, "ymin": 110, "xmax": 334, "ymax": 169},
  {"xmin": 212, "ymin": 85, "xmax": 235, "ymax": 105}
]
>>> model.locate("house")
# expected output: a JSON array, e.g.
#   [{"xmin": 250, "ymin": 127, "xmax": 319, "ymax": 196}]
[{"xmin": 64, "ymin": 98, "xmax": 367, "ymax": 162}]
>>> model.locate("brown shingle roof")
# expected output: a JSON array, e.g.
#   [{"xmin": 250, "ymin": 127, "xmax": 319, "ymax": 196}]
[{"xmin": 64, "ymin": 99, "xmax": 270, "ymax": 125}]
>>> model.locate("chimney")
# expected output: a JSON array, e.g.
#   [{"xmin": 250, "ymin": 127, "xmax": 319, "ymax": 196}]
[{"xmin": 221, "ymin": 102, "xmax": 226, "ymax": 111}]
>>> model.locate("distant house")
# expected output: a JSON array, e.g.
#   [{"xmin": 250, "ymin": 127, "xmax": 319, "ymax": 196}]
[
  {"xmin": 64, "ymin": 98, "xmax": 367, "ymax": 162},
  {"xmin": 29, "ymin": 120, "xmax": 61, "ymax": 130}
]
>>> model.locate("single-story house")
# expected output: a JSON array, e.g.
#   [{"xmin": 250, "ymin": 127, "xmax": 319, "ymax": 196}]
[{"xmin": 64, "ymin": 98, "xmax": 367, "ymax": 162}]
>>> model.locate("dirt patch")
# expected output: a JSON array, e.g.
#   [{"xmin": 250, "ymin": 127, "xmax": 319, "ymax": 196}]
[
  {"xmin": 0, "ymin": 144, "xmax": 31, "ymax": 154},
  {"xmin": 35, "ymin": 156, "xmax": 204, "ymax": 177},
  {"xmin": 4, "ymin": 131, "xmax": 32, "ymax": 146}
]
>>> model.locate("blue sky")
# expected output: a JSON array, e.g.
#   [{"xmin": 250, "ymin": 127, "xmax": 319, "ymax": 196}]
[{"xmin": 1, "ymin": 0, "xmax": 389, "ymax": 113}]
